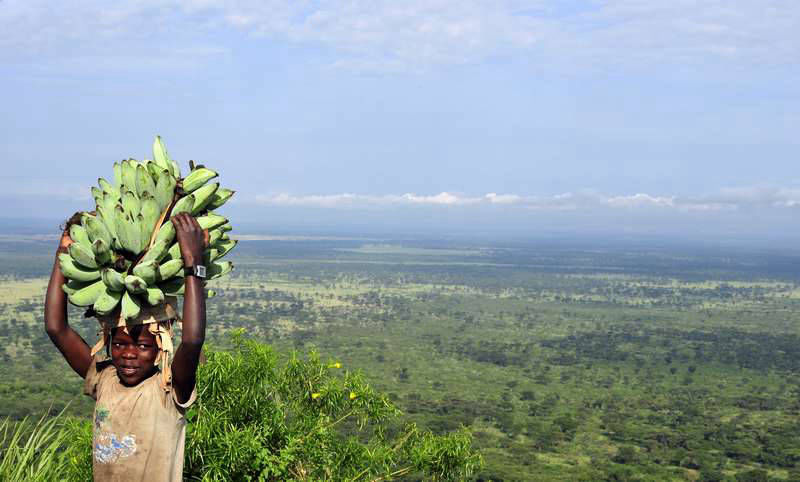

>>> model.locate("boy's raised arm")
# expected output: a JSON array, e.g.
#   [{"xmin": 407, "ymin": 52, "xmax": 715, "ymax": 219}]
[
  {"xmin": 44, "ymin": 229, "xmax": 92, "ymax": 378},
  {"xmin": 171, "ymin": 213, "xmax": 208, "ymax": 404}
]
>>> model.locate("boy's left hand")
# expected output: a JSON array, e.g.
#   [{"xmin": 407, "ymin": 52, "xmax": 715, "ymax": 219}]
[
  {"xmin": 58, "ymin": 230, "xmax": 73, "ymax": 253},
  {"xmin": 172, "ymin": 213, "xmax": 209, "ymax": 267}
]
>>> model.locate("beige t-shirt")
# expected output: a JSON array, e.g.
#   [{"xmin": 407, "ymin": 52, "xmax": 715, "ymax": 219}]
[{"xmin": 84, "ymin": 356, "xmax": 196, "ymax": 482}]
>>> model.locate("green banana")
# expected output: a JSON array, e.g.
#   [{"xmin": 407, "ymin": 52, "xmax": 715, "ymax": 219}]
[
  {"xmin": 91, "ymin": 187, "xmax": 103, "ymax": 203},
  {"xmin": 98, "ymin": 196, "xmax": 119, "ymax": 231},
  {"xmin": 113, "ymin": 206, "xmax": 137, "ymax": 254},
  {"xmin": 214, "ymin": 239, "xmax": 237, "ymax": 259},
  {"xmin": 190, "ymin": 182, "xmax": 219, "ymax": 215},
  {"xmin": 154, "ymin": 169, "xmax": 176, "ymax": 212},
  {"xmin": 170, "ymin": 160, "xmax": 181, "ymax": 180},
  {"xmin": 113, "ymin": 162, "xmax": 123, "ymax": 188},
  {"xmin": 98, "ymin": 177, "xmax": 119, "ymax": 198},
  {"xmin": 78, "ymin": 138, "xmax": 237, "ymax": 297},
  {"xmin": 68, "ymin": 242, "xmax": 97, "ymax": 269},
  {"xmin": 69, "ymin": 224, "xmax": 91, "ymax": 247},
  {"xmin": 206, "ymin": 188, "xmax": 235, "ymax": 210},
  {"xmin": 93, "ymin": 287, "xmax": 123, "ymax": 315},
  {"xmin": 121, "ymin": 291, "xmax": 141, "ymax": 320},
  {"xmin": 67, "ymin": 279, "xmax": 106, "ymax": 307},
  {"xmin": 126, "ymin": 211, "xmax": 143, "ymax": 254},
  {"xmin": 122, "ymin": 190, "xmax": 140, "ymax": 217},
  {"xmin": 92, "ymin": 238, "xmax": 112, "ymax": 266},
  {"xmin": 166, "ymin": 241, "xmax": 181, "ymax": 261},
  {"xmin": 139, "ymin": 240, "xmax": 169, "ymax": 264},
  {"xmin": 158, "ymin": 277, "xmax": 184, "ymax": 296},
  {"xmin": 153, "ymin": 220, "xmax": 175, "ymax": 246},
  {"xmin": 170, "ymin": 194, "xmax": 194, "ymax": 217},
  {"xmin": 144, "ymin": 287, "xmax": 165, "ymax": 306},
  {"xmin": 58, "ymin": 253, "xmax": 101, "ymax": 282},
  {"xmin": 203, "ymin": 249, "xmax": 218, "ymax": 265},
  {"xmin": 132, "ymin": 259, "xmax": 158, "ymax": 285},
  {"xmin": 135, "ymin": 214, "xmax": 148, "ymax": 253},
  {"xmin": 152, "ymin": 136, "xmax": 170, "ymax": 171},
  {"xmin": 113, "ymin": 205, "xmax": 132, "ymax": 253},
  {"xmin": 83, "ymin": 213, "xmax": 113, "ymax": 247},
  {"xmin": 102, "ymin": 268, "xmax": 126, "ymax": 291},
  {"xmin": 62, "ymin": 279, "xmax": 92, "ymax": 296},
  {"xmin": 124, "ymin": 274, "xmax": 148, "ymax": 294},
  {"xmin": 121, "ymin": 160, "xmax": 137, "ymax": 191},
  {"xmin": 139, "ymin": 195, "xmax": 160, "ymax": 247},
  {"xmin": 158, "ymin": 259, "xmax": 183, "ymax": 280},
  {"xmin": 136, "ymin": 164, "xmax": 156, "ymax": 200},
  {"xmin": 197, "ymin": 213, "xmax": 227, "ymax": 230},
  {"xmin": 208, "ymin": 228, "xmax": 222, "ymax": 246},
  {"xmin": 95, "ymin": 206, "xmax": 119, "ymax": 251},
  {"xmin": 207, "ymin": 261, "xmax": 233, "ymax": 279},
  {"xmin": 182, "ymin": 167, "xmax": 218, "ymax": 193},
  {"xmin": 147, "ymin": 162, "xmax": 161, "ymax": 181}
]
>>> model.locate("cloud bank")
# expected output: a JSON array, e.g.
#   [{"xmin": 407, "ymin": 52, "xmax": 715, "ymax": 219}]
[{"xmin": 255, "ymin": 186, "xmax": 800, "ymax": 212}]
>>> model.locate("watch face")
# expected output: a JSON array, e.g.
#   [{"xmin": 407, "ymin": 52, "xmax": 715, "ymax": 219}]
[{"xmin": 195, "ymin": 265, "xmax": 207, "ymax": 278}]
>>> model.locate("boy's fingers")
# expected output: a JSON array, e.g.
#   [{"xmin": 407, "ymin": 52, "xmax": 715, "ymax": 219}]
[
  {"xmin": 183, "ymin": 213, "xmax": 197, "ymax": 231},
  {"xmin": 173, "ymin": 214, "xmax": 186, "ymax": 231}
]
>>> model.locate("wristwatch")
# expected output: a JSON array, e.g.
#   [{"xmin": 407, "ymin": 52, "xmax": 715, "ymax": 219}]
[{"xmin": 184, "ymin": 264, "xmax": 207, "ymax": 278}]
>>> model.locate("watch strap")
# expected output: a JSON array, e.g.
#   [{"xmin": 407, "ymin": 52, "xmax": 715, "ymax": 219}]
[{"xmin": 184, "ymin": 265, "xmax": 207, "ymax": 278}]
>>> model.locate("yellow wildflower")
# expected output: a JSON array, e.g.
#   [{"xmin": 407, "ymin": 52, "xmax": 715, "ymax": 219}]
[
  {"xmin": 349, "ymin": 391, "xmax": 357, "ymax": 400},
  {"xmin": 311, "ymin": 392, "xmax": 321, "ymax": 400},
  {"xmin": 329, "ymin": 362, "xmax": 342, "ymax": 369}
]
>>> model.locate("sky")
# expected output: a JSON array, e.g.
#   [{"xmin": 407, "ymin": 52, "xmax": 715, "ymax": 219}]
[{"xmin": 1, "ymin": 1, "xmax": 799, "ymax": 242}]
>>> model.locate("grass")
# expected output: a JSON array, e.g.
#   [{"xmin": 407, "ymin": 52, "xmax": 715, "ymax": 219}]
[{"xmin": 0, "ymin": 409, "xmax": 90, "ymax": 481}]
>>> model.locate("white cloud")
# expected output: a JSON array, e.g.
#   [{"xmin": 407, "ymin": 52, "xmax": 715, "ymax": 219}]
[
  {"xmin": 400, "ymin": 192, "xmax": 481, "ymax": 205},
  {"xmin": 254, "ymin": 187, "xmax": 800, "ymax": 212},
  {"xmin": 2, "ymin": 1, "xmax": 797, "ymax": 71},
  {"xmin": 607, "ymin": 193, "xmax": 674, "ymax": 208},
  {"xmin": 485, "ymin": 193, "xmax": 522, "ymax": 204},
  {"xmin": 257, "ymin": 191, "xmax": 482, "ymax": 207}
]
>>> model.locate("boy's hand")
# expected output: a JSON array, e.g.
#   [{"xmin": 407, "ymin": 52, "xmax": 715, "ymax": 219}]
[
  {"xmin": 58, "ymin": 230, "xmax": 73, "ymax": 254},
  {"xmin": 172, "ymin": 213, "xmax": 209, "ymax": 267}
]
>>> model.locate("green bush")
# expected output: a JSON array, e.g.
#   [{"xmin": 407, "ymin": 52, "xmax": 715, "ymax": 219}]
[{"xmin": 185, "ymin": 331, "xmax": 483, "ymax": 480}]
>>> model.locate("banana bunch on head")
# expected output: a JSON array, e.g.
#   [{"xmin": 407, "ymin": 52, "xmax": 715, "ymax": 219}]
[{"xmin": 61, "ymin": 136, "xmax": 237, "ymax": 322}]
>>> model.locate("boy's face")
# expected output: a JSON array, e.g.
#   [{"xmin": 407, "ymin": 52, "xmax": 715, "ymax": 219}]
[{"xmin": 110, "ymin": 325, "xmax": 159, "ymax": 386}]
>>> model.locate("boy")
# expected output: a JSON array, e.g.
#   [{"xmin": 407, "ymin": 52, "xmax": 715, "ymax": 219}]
[{"xmin": 44, "ymin": 212, "xmax": 207, "ymax": 481}]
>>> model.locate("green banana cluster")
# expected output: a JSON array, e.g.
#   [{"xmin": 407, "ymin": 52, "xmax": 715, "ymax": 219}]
[{"xmin": 60, "ymin": 136, "xmax": 237, "ymax": 320}]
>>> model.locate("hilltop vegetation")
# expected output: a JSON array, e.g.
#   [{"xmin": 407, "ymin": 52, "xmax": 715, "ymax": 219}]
[{"xmin": 1, "ymin": 237, "xmax": 799, "ymax": 480}]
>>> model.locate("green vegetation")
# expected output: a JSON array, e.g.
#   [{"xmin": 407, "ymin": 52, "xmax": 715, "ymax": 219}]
[
  {"xmin": 0, "ymin": 335, "xmax": 481, "ymax": 481},
  {"xmin": 0, "ymin": 411, "xmax": 89, "ymax": 481},
  {"xmin": 186, "ymin": 332, "xmax": 482, "ymax": 480},
  {"xmin": 1, "ymin": 237, "xmax": 800, "ymax": 480}
]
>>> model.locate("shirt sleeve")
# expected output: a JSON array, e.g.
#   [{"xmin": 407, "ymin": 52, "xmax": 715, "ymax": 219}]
[{"xmin": 83, "ymin": 355, "xmax": 113, "ymax": 401}]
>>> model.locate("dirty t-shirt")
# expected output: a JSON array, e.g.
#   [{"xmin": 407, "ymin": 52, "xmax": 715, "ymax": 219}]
[{"xmin": 84, "ymin": 356, "xmax": 196, "ymax": 482}]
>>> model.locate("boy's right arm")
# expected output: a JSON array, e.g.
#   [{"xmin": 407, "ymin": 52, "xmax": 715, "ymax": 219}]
[{"xmin": 44, "ymin": 230, "xmax": 92, "ymax": 378}]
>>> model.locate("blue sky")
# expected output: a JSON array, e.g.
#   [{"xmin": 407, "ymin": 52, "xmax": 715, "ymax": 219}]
[{"xmin": 2, "ymin": 1, "xmax": 799, "ymax": 240}]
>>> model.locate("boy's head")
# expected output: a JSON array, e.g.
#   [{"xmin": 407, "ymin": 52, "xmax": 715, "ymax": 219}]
[{"xmin": 110, "ymin": 324, "xmax": 159, "ymax": 387}]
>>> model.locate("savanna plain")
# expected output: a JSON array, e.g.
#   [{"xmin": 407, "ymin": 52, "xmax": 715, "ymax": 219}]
[{"xmin": 1, "ymin": 233, "xmax": 799, "ymax": 481}]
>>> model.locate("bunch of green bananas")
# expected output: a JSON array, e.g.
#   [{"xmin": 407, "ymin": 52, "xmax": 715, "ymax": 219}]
[{"xmin": 60, "ymin": 136, "xmax": 237, "ymax": 321}]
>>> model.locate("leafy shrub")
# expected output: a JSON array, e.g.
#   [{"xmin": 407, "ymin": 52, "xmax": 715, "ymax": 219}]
[{"xmin": 185, "ymin": 331, "xmax": 483, "ymax": 480}]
